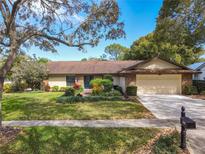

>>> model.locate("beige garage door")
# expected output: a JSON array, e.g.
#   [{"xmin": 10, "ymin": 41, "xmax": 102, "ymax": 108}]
[{"xmin": 136, "ymin": 74, "xmax": 181, "ymax": 95}]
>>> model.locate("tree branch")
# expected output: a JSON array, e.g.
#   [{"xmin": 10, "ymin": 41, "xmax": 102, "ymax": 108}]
[
  {"xmin": 0, "ymin": 2, "xmax": 8, "ymax": 26},
  {"xmin": 0, "ymin": 42, "xmax": 10, "ymax": 47},
  {"xmin": 37, "ymin": 32, "xmax": 94, "ymax": 47}
]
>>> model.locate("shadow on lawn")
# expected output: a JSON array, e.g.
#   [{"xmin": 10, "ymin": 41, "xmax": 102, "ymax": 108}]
[
  {"xmin": 2, "ymin": 93, "xmax": 153, "ymax": 120},
  {"xmin": 0, "ymin": 127, "xmax": 158, "ymax": 154}
]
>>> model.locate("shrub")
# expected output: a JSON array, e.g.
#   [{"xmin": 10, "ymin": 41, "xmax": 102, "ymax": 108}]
[
  {"xmin": 183, "ymin": 85, "xmax": 198, "ymax": 95},
  {"xmin": 101, "ymin": 90, "xmax": 122, "ymax": 96},
  {"xmin": 113, "ymin": 85, "xmax": 124, "ymax": 95},
  {"xmin": 59, "ymin": 87, "xmax": 68, "ymax": 92},
  {"xmin": 153, "ymin": 131, "xmax": 180, "ymax": 154},
  {"xmin": 126, "ymin": 86, "xmax": 137, "ymax": 96},
  {"xmin": 44, "ymin": 84, "xmax": 51, "ymax": 92},
  {"xmin": 73, "ymin": 82, "xmax": 81, "ymax": 89},
  {"xmin": 90, "ymin": 78, "xmax": 113, "ymax": 94},
  {"xmin": 52, "ymin": 86, "xmax": 59, "ymax": 92},
  {"xmin": 90, "ymin": 79, "xmax": 103, "ymax": 87},
  {"xmin": 12, "ymin": 81, "xmax": 28, "ymax": 92},
  {"xmin": 73, "ymin": 83, "xmax": 84, "ymax": 95},
  {"xmin": 104, "ymin": 75, "xmax": 113, "ymax": 81},
  {"xmin": 3, "ymin": 83, "xmax": 12, "ymax": 93},
  {"xmin": 64, "ymin": 87, "xmax": 75, "ymax": 96},
  {"xmin": 74, "ymin": 86, "xmax": 84, "ymax": 95},
  {"xmin": 101, "ymin": 79, "xmax": 113, "ymax": 92},
  {"xmin": 200, "ymin": 91, "xmax": 205, "ymax": 95},
  {"xmin": 193, "ymin": 80, "xmax": 205, "ymax": 93},
  {"xmin": 90, "ymin": 79, "xmax": 104, "ymax": 95},
  {"xmin": 56, "ymin": 96, "xmax": 123, "ymax": 103}
]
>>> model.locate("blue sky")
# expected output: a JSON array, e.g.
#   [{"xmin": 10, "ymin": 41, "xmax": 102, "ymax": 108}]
[{"xmin": 28, "ymin": 0, "xmax": 163, "ymax": 61}]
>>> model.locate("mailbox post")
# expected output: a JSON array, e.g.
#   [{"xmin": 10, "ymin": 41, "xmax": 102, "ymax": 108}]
[{"xmin": 180, "ymin": 106, "xmax": 196, "ymax": 150}]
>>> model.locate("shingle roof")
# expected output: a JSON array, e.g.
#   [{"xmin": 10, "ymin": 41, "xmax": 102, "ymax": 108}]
[{"xmin": 48, "ymin": 60, "xmax": 142, "ymax": 75}]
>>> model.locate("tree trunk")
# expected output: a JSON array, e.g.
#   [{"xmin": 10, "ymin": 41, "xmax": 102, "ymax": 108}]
[{"xmin": 0, "ymin": 76, "xmax": 4, "ymax": 127}]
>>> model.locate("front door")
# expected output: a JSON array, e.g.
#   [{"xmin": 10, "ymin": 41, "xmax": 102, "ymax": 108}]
[{"xmin": 84, "ymin": 76, "xmax": 94, "ymax": 89}]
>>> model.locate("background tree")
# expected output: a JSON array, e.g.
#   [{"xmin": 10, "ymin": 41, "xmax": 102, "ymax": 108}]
[
  {"xmin": 37, "ymin": 57, "xmax": 50, "ymax": 64},
  {"xmin": 0, "ymin": 0, "xmax": 124, "ymax": 126},
  {"xmin": 124, "ymin": 33, "xmax": 200, "ymax": 65},
  {"xmin": 103, "ymin": 43, "xmax": 129, "ymax": 60},
  {"xmin": 124, "ymin": 0, "xmax": 205, "ymax": 65},
  {"xmin": 124, "ymin": 33, "xmax": 158, "ymax": 60},
  {"xmin": 154, "ymin": 0, "xmax": 205, "ymax": 64}
]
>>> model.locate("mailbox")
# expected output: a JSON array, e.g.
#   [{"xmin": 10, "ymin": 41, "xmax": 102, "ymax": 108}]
[
  {"xmin": 180, "ymin": 106, "xmax": 197, "ymax": 150},
  {"xmin": 181, "ymin": 117, "xmax": 196, "ymax": 129}
]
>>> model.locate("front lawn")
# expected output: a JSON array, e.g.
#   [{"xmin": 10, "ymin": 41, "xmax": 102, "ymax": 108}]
[
  {"xmin": 0, "ymin": 127, "xmax": 159, "ymax": 154},
  {"xmin": 2, "ymin": 92, "xmax": 154, "ymax": 120}
]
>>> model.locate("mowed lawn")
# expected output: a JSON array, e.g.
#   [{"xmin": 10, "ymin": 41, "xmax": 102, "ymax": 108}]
[
  {"xmin": 2, "ymin": 92, "xmax": 154, "ymax": 120},
  {"xmin": 0, "ymin": 127, "xmax": 159, "ymax": 154}
]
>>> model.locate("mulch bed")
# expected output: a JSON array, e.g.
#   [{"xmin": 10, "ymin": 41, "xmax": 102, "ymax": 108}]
[
  {"xmin": 135, "ymin": 128, "xmax": 189, "ymax": 154},
  {"xmin": 0, "ymin": 126, "xmax": 21, "ymax": 146},
  {"xmin": 189, "ymin": 95, "xmax": 205, "ymax": 100}
]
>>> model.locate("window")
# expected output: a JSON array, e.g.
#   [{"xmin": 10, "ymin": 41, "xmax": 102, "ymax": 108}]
[{"xmin": 66, "ymin": 76, "xmax": 75, "ymax": 86}]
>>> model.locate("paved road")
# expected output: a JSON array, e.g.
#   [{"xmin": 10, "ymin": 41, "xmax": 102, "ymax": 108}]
[{"xmin": 139, "ymin": 94, "xmax": 205, "ymax": 154}]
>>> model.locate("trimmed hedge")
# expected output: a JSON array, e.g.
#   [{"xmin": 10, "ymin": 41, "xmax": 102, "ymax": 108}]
[
  {"xmin": 64, "ymin": 87, "xmax": 75, "ymax": 96},
  {"xmin": 193, "ymin": 80, "xmax": 205, "ymax": 94},
  {"xmin": 113, "ymin": 85, "xmax": 124, "ymax": 95},
  {"xmin": 59, "ymin": 87, "xmax": 68, "ymax": 92},
  {"xmin": 52, "ymin": 86, "xmax": 59, "ymax": 92},
  {"xmin": 56, "ymin": 96, "xmax": 123, "ymax": 103},
  {"xmin": 126, "ymin": 86, "xmax": 137, "ymax": 96},
  {"xmin": 183, "ymin": 85, "xmax": 198, "ymax": 95},
  {"xmin": 100, "ymin": 90, "xmax": 122, "ymax": 96},
  {"xmin": 103, "ymin": 75, "xmax": 113, "ymax": 81}
]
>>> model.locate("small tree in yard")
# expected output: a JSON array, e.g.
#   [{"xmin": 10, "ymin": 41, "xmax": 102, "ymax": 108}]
[
  {"xmin": 0, "ymin": 0, "xmax": 124, "ymax": 126},
  {"xmin": 11, "ymin": 58, "xmax": 48, "ymax": 90}
]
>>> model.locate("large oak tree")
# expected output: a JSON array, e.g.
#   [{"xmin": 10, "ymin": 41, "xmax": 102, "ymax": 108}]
[
  {"xmin": 0, "ymin": 0, "xmax": 124, "ymax": 126},
  {"xmin": 154, "ymin": 0, "xmax": 205, "ymax": 63}
]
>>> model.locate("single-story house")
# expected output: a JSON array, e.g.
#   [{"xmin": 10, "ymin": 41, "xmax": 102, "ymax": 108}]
[
  {"xmin": 188, "ymin": 62, "xmax": 205, "ymax": 80},
  {"xmin": 47, "ymin": 57, "xmax": 198, "ymax": 95}
]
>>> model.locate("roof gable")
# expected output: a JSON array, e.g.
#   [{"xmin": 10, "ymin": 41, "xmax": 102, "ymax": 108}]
[
  {"xmin": 137, "ymin": 58, "xmax": 180, "ymax": 69},
  {"xmin": 122, "ymin": 57, "xmax": 190, "ymax": 71}
]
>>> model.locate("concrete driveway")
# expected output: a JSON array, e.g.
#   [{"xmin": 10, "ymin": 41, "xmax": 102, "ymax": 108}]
[
  {"xmin": 139, "ymin": 95, "xmax": 205, "ymax": 119},
  {"xmin": 139, "ymin": 94, "xmax": 205, "ymax": 154}
]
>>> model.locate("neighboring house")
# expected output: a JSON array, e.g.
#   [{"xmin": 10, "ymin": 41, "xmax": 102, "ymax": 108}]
[
  {"xmin": 188, "ymin": 62, "xmax": 205, "ymax": 80},
  {"xmin": 47, "ymin": 57, "xmax": 198, "ymax": 95}
]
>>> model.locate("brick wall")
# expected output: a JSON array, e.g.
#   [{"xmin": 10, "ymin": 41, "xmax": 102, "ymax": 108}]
[{"xmin": 182, "ymin": 74, "xmax": 193, "ymax": 94}]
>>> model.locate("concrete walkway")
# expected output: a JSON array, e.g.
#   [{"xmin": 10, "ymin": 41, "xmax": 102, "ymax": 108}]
[{"xmin": 3, "ymin": 119, "xmax": 178, "ymax": 128}]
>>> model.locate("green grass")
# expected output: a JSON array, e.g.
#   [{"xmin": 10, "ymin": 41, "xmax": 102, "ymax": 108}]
[
  {"xmin": 153, "ymin": 131, "xmax": 182, "ymax": 154},
  {"xmin": 2, "ymin": 92, "xmax": 153, "ymax": 120},
  {"xmin": 0, "ymin": 127, "xmax": 159, "ymax": 154}
]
